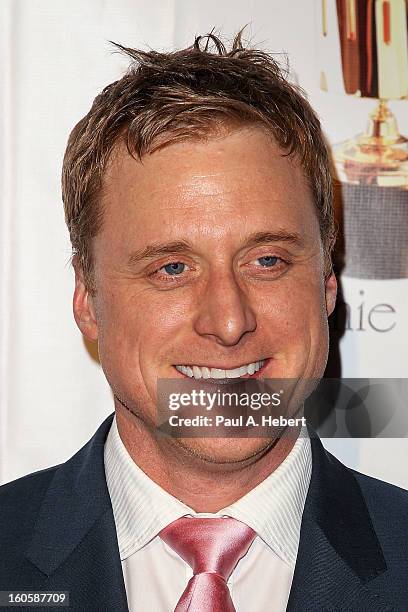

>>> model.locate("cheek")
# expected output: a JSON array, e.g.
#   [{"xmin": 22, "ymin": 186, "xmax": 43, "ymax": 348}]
[
  {"xmin": 96, "ymin": 286, "xmax": 195, "ymax": 360},
  {"xmin": 257, "ymin": 283, "xmax": 325, "ymax": 320},
  {"xmin": 255, "ymin": 277, "xmax": 327, "ymax": 344}
]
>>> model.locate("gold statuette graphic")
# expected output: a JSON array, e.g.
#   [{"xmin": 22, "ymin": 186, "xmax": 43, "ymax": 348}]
[{"xmin": 319, "ymin": 0, "xmax": 408, "ymax": 279}]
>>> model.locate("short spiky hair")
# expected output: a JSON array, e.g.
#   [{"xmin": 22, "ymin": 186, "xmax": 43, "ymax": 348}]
[{"xmin": 62, "ymin": 32, "xmax": 336, "ymax": 292}]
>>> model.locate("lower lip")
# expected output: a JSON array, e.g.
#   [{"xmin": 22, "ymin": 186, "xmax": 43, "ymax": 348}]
[{"xmin": 172, "ymin": 358, "xmax": 271, "ymax": 381}]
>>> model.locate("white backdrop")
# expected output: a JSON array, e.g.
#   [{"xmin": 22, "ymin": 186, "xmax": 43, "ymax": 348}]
[{"xmin": 1, "ymin": 0, "xmax": 407, "ymax": 487}]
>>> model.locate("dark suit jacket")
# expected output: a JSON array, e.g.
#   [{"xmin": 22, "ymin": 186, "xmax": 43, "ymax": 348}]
[{"xmin": 0, "ymin": 413, "xmax": 407, "ymax": 611}]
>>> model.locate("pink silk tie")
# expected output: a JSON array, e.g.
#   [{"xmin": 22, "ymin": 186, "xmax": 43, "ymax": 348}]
[{"xmin": 159, "ymin": 517, "xmax": 256, "ymax": 612}]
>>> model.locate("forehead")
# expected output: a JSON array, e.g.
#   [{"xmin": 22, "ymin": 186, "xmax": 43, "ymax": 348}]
[{"xmin": 100, "ymin": 126, "xmax": 318, "ymax": 244}]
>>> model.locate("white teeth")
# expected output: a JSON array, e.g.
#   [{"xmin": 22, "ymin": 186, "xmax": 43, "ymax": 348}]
[
  {"xmin": 226, "ymin": 367, "xmax": 242, "ymax": 378},
  {"xmin": 211, "ymin": 368, "xmax": 226, "ymax": 379},
  {"xmin": 193, "ymin": 365, "xmax": 202, "ymax": 379},
  {"xmin": 175, "ymin": 360, "xmax": 265, "ymax": 380}
]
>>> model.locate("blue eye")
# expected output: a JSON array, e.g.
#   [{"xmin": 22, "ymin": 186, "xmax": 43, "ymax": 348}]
[
  {"xmin": 162, "ymin": 262, "xmax": 186, "ymax": 275},
  {"xmin": 257, "ymin": 256, "xmax": 278, "ymax": 267}
]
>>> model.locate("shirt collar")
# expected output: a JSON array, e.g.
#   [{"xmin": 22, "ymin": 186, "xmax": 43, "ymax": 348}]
[{"xmin": 104, "ymin": 415, "xmax": 311, "ymax": 567}]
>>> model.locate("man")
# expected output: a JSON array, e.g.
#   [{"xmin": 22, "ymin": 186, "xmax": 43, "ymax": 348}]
[{"xmin": 0, "ymin": 32, "xmax": 407, "ymax": 612}]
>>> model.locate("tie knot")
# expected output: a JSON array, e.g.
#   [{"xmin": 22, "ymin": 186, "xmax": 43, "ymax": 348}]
[{"xmin": 159, "ymin": 517, "xmax": 256, "ymax": 580}]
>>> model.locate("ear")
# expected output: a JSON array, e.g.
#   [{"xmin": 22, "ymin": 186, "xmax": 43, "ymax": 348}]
[
  {"xmin": 72, "ymin": 257, "xmax": 98, "ymax": 341},
  {"xmin": 324, "ymin": 271, "xmax": 337, "ymax": 316}
]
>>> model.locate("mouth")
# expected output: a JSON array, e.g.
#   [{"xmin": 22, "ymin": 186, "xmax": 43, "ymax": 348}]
[{"xmin": 173, "ymin": 359, "xmax": 269, "ymax": 382}]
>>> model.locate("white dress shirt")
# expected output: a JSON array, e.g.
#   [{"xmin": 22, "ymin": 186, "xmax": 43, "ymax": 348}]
[{"xmin": 104, "ymin": 416, "xmax": 311, "ymax": 612}]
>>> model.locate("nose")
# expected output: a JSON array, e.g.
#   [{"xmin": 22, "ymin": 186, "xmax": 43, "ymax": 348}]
[{"xmin": 193, "ymin": 271, "xmax": 257, "ymax": 346}]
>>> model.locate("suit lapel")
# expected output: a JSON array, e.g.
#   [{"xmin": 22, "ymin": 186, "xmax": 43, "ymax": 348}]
[
  {"xmin": 287, "ymin": 431, "xmax": 391, "ymax": 612},
  {"xmin": 23, "ymin": 413, "xmax": 128, "ymax": 611}
]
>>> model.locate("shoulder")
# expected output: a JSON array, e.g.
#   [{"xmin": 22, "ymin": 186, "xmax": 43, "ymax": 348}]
[
  {"xmin": 315, "ymin": 438, "xmax": 408, "ymax": 520},
  {"xmin": 0, "ymin": 466, "xmax": 59, "ymax": 552},
  {"xmin": 324, "ymin": 445, "xmax": 408, "ymax": 528},
  {"xmin": 312, "ymin": 438, "xmax": 408, "ymax": 566},
  {"xmin": 351, "ymin": 467, "xmax": 408, "ymax": 535},
  {"xmin": 0, "ymin": 464, "xmax": 59, "ymax": 508},
  {"xmin": 353, "ymin": 467, "xmax": 408, "ymax": 504},
  {"xmin": 349, "ymin": 467, "xmax": 408, "ymax": 601}
]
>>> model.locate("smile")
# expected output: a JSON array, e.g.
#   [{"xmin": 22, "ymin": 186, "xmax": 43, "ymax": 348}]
[{"xmin": 174, "ymin": 360, "xmax": 266, "ymax": 380}]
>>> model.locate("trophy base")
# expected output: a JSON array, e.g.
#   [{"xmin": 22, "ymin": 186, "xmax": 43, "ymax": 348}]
[{"xmin": 334, "ymin": 137, "xmax": 408, "ymax": 188}]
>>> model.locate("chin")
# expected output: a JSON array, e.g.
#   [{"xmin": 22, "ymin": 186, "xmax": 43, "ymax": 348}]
[{"xmin": 172, "ymin": 436, "xmax": 276, "ymax": 466}]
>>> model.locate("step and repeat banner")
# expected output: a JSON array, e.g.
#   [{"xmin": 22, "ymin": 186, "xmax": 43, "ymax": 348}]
[
  {"xmin": 1, "ymin": 0, "xmax": 407, "ymax": 486},
  {"xmin": 314, "ymin": 0, "xmax": 408, "ymax": 481}
]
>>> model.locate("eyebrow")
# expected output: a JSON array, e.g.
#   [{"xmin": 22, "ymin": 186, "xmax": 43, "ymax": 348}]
[
  {"xmin": 127, "ymin": 241, "xmax": 194, "ymax": 265},
  {"xmin": 242, "ymin": 230, "xmax": 304, "ymax": 249},
  {"xmin": 127, "ymin": 230, "xmax": 304, "ymax": 265}
]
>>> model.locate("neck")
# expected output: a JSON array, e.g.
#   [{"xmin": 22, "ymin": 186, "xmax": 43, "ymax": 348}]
[{"xmin": 115, "ymin": 403, "xmax": 299, "ymax": 512}]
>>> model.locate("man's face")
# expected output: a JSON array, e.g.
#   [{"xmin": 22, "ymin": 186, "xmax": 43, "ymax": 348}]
[{"xmin": 74, "ymin": 126, "xmax": 337, "ymax": 462}]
